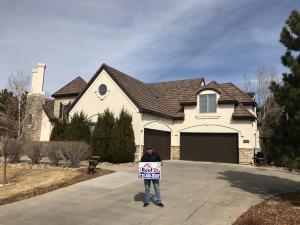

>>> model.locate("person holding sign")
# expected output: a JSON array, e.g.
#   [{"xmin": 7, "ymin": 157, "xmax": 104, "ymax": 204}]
[{"xmin": 140, "ymin": 145, "xmax": 164, "ymax": 208}]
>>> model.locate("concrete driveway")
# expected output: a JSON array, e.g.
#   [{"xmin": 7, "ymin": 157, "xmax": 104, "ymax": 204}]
[{"xmin": 0, "ymin": 161, "xmax": 299, "ymax": 225}]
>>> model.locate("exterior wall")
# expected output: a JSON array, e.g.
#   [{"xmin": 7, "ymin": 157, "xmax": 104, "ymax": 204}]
[
  {"xmin": 40, "ymin": 110, "xmax": 53, "ymax": 141},
  {"xmin": 23, "ymin": 93, "xmax": 45, "ymax": 141},
  {"xmin": 141, "ymin": 90, "xmax": 257, "ymax": 164},
  {"xmin": 53, "ymin": 97, "xmax": 76, "ymax": 118},
  {"xmin": 69, "ymin": 69, "xmax": 143, "ymax": 151}
]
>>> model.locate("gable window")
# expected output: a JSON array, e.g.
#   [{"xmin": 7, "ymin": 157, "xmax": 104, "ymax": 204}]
[
  {"xmin": 199, "ymin": 94, "xmax": 217, "ymax": 113},
  {"xmin": 59, "ymin": 102, "xmax": 71, "ymax": 119},
  {"xmin": 98, "ymin": 84, "xmax": 107, "ymax": 96}
]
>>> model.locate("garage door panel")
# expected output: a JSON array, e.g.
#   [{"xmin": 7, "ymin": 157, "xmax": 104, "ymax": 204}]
[
  {"xmin": 144, "ymin": 128, "xmax": 171, "ymax": 160},
  {"xmin": 180, "ymin": 133, "xmax": 238, "ymax": 163}
]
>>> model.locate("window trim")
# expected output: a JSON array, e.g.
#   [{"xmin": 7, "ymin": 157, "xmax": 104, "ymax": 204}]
[{"xmin": 199, "ymin": 93, "xmax": 217, "ymax": 113}]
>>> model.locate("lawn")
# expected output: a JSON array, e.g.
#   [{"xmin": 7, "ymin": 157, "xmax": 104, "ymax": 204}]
[
  {"xmin": 233, "ymin": 192, "xmax": 300, "ymax": 225},
  {"xmin": 0, "ymin": 163, "xmax": 111, "ymax": 205}
]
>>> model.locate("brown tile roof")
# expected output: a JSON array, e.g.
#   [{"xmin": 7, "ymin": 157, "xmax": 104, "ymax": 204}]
[
  {"xmin": 43, "ymin": 99, "xmax": 55, "ymax": 120},
  {"xmin": 232, "ymin": 104, "xmax": 256, "ymax": 120},
  {"xmin": 51, "ymin": 76, "xmax": 87, "ymax": 98},
  {"xmin": 67, "ymin": 63, "xmax": 256, "ymax": 121}
]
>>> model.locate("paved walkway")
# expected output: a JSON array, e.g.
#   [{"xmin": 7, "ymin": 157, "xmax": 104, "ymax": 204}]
[{"xmin": 0, "ymin": 161, "xmax": 299, "ymax": 225}]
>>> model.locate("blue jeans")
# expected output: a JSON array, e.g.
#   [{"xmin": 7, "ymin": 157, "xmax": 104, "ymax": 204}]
[{"xmin": 144, "ymin": 179, "xmax": 161, "ymax": 204}]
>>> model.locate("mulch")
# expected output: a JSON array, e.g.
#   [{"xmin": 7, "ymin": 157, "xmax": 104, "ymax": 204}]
[
  {"xmin": 233, "ymin": 192, "xmax": 300, "ymax": 225},
  {"xmin": 0, "ymin": 168, "xmax": 112, "ymax": 206}
]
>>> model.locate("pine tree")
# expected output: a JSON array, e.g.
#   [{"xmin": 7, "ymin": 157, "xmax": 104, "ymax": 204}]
[
  {"xmin": 90, "ymin": 109, "xmax": 115, "ymax": 161},
  {"xmin": 111, "ymin": 109, "xmax": 136, "ymax": 163},
  {"xmin": 269, "ymin": 10, "xmax": 300, "ymax": 168},
  {"xmin": 66, "ymin": 111, "xmax": 91, "ymax": 143},
  {"xmin": 50, "ymin": 118, "xmax": 68, "ymax": 141}
]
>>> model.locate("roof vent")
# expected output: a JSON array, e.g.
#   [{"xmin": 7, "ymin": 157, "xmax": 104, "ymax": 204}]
[{"xmin": 149, "ymin": 87, "xmax": 160, "ymax": 98}]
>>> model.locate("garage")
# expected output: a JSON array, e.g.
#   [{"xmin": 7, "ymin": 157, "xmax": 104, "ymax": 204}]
[
  {"xmin": 180, "ymin": 133, "xmax": 238, "ymax": 163},
  {"xmin": 144, "ymin": 128, "xmax": 171, "ymax": 160}
]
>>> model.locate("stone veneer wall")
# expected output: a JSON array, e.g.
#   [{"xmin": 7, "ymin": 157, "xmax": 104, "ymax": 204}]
[
  {"xmin": 22, "ymin": 93, "xmax": 45, "ymax": 141},
  {"xmin": 171, "ymin": 146, "xmax": 180, "ymax": 160},
  {"xmin": 239, "ymin": 148, "xmax": 254, "ymax": 165}
]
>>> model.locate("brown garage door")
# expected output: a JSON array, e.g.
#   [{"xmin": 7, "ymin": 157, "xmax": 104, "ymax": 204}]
[
  {"xmin": 144, "ymin": 128, "xmax": 171, "ymax": 160},
  {"xmin": 180, "ymin": 133, "xmax": 238, "ymax": 163}
]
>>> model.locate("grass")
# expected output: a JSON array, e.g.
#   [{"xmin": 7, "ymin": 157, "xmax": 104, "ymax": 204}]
[
  {"xmin": 0, "ymin": 164, "xmax": 112, "ymax": 205},
  {"xmin": 233, "ymin": 192, "xmax": 300, "ymax": 225}
]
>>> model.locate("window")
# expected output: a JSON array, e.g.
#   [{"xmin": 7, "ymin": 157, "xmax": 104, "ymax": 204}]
[
  {"xmin": 199, "ymin": 94, "xmax": 216, "ymax": 113},
  {"xmin": 59, "ymin": 102, "xmax": 71, "ymax": 119},
  {"xmin": 98, "ymin": 84, "xmax": 107, "ymax": 96}
]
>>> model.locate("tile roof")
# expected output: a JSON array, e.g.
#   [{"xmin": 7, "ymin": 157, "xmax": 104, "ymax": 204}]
[
  {"xmin": 43, "ymin": 99, "xmax": 55, "ymax": 120},
  {"xmin": 232, "ymin": 104, "xmax": 256, "ymax": 120},
  {"xmin": 67, "ymin": 63, "xmax": 256, "ymax": 121},
  {"xmin": 51, "ymin": 76, "xmax": 87, "ymax": 98}
]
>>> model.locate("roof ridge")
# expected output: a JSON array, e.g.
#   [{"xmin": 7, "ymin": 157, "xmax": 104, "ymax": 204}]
[{"xmin": 148, "ymin": 77, "xmax": 203, "ymax": 85}]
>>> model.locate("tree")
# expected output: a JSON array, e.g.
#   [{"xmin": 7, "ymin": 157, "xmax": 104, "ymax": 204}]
[
  {"xmin": 50, "ymin": 118, "xmax": 69, "ymax": 141},
  {"xmin": 111, "ymin": 109, "xmax": 136, "ymax": 163},
  {"xmin": 66, "ymin": 112, "xmax": 91, "ymax": 143},
  {"xmin": 7, "ymin": 71, "xmax": 30, "ymax": 138},
  {"xmin": 90, "ymin": 109, "xmax": 115, "ymax": 161},
  {"xmin": 269, "ymin": 10, "xmax": 300, "ymax": 168}
]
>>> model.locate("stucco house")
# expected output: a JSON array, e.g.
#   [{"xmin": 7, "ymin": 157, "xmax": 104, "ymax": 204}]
[{"xmin": 23, "ymin": 63, "xmax": 259, "ymax": 164}]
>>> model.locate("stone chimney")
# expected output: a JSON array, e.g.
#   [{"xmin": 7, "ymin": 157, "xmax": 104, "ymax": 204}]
[
  {"xmin": 31, "ymin": 63, "xmax": 46, "ymax": 94},
  {"xmin": 23, "ymin": 63, "xmax": 47, "ymax": 141}
]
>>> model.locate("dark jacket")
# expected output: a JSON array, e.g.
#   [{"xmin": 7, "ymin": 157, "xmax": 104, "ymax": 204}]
[{"xmin": 141, "ymin": 152, "xmax": 162, "ymax": 162}]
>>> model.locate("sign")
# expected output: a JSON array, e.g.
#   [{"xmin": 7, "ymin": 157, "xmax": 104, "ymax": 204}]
[{"xmin": 138, "ymin": 162, "xmax": 161, "ymax": 180}]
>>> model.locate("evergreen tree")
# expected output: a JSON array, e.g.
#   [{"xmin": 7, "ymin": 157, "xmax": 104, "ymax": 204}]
[
  {"xmin": 50, "ymin": 118, "xmax": 68, "ymax": 141},
  {"xmin": 111, "ymin": 109, "xmax": 136, "ymax": 163},
  {"xmin": 66, "ymin": 112, "xmax": 91, "ymax": 143},
  {"xmin": 90, "ymin": 109, "xmax": 115, "ymax": 161},
  {"xmin": 269, "ymin": 10, "xmax": 300, "ymax": 168}
]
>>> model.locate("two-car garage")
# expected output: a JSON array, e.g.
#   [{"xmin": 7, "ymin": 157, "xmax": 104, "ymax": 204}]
[{"xmin": 144, "ymin": 128, "xmax": 239, "ymax": 163}]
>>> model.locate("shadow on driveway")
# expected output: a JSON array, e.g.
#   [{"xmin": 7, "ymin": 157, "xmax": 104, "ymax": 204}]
[
  {"xmin": 134, "ymin": 192, "xmax": 156, "ymax": 204},
  {"xmin": 218, "ymin": 170, "xmax": 300, "ymax": 202}
]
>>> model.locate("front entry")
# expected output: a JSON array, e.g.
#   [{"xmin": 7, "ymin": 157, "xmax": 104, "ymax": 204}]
[{"xmin": 144, "ymin": 128, "xmax": 171, "ymax": 160}]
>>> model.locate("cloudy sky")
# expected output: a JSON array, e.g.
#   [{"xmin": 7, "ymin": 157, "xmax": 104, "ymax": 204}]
[{"xmin": 0, "ymin": 0, "xmax": 298, "ymax": 94}]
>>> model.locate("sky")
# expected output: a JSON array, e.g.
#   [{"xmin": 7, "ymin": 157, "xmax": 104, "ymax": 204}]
[{"xmin": 0, "ymin": 0, "xmax": 299, "ymax": 95}]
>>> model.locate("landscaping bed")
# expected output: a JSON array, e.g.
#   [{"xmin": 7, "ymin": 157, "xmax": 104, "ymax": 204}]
[
  {"xmin": 0, "ymin": 163, "xmax": 112, "ymax": 206},
  {"xmin": 233, "ymin": 192, "xmax": 300, "ymax": 225}
]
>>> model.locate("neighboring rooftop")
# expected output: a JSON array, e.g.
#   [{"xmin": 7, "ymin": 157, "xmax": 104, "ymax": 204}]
[{"xmin": 51, "ymin": 76, "xmax": 87, "ymax": 98}]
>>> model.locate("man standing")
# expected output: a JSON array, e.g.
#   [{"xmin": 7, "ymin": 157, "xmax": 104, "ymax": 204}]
[{"xmin": 141, "ymin": 145, "xmax": 164, "ymax": 208}]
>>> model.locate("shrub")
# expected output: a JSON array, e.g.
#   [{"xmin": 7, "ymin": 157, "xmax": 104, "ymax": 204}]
[
  {"xmin": 90, "ymin": 109, "xmax": 115, "ymax": 161},
  {"xmin": 6, "ymin": 140, "xmax": 23, "ymax": 163},
  {"xmin": 111, "ymin": 109, "xmax": 135, "ymax": 163},
  {"xmin": 44, "ymin": 141, "xmax": 62, "ymax": 166},
  {"xmin": 67, "ymin": 112, "xmax": 91, "ymax": 142},
  {"xmin": 50, "ymin": 119, "xmax": 69, "ymax": 141},
  {"xmin": 60, "ymin": 141, "xmax": 91, "ymax": 167},
  {"xmin": 24, "ymin": 142, "xmax": 43, "ymax": 164}
]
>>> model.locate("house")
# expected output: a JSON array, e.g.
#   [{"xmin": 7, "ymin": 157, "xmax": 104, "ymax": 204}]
[{"xmin": 23, "ymin": 63, "xmax": 259, "ymax": 164}]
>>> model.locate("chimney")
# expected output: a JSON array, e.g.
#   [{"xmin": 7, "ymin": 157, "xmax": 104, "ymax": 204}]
[{"xmin": 31, "ymin": 63, "xmax": 46, "ymax": 94}]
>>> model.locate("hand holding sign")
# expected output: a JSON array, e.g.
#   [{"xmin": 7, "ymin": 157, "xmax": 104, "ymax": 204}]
[{"xmin": 139, "ymin": 162, "xmax": 161, "ymax": 179}]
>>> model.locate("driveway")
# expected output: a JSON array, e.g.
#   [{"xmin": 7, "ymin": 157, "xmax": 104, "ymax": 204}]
[{"xmin": 0, "ymin": 161, "xmax": 299, "ymax": 225}]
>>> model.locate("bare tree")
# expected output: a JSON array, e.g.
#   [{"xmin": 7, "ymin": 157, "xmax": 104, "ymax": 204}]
[
  {"xmin": 7, "ymin": 71, "xmax": 30, "ymax": 138},
  {"xmin": 0, "ymin": 134, "xmax": 10, "ymax": 184},
  {"xmin": 242, "ymin": 75, "xmax": 255, "ymax": 93}
]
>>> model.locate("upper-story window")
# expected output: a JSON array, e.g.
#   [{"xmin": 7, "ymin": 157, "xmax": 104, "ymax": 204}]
[
  {"xmin": 199, "ymin": 94, "xmax": 217, "ymax": 113},
  {"xmin": 59, "ymin": 102, "xmax": 71, "ymax": 119}
]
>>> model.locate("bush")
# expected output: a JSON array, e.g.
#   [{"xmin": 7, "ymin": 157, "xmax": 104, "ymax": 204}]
[
  {"xmin": 24, "ymin": 142, "xmax": 43, "ymax": 164},
  {"xmin": 111, "ymin": 109, "xmax": 135, "ymax": 163},
  {"xmin": 44, "ymin": 142, "xmax": 62, "ymax": 166},
  {"xmin": 60, "ymin": 141, "xmax": 91, "ymax": 167},
  {"xmin": 50, "ymin": 119, "xmax": 68, "ymax": 141},
  {"xmin": 90, "ymin": 109, "xmax": 115, "ymax": 161},
  {"xmin": 6, "ymin": 140, "xmax": 23, "ymax": 163},
  {"xmin": 67, "ymin": 112, "xmax": 91, "ymax": 142}
]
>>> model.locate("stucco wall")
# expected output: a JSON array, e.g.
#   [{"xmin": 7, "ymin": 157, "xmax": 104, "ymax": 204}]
[
  {"xmin": 69, "ymin": 70, "xmax": 143, "ymax": 146},
  {"xmin": 40, "ymin": 110, "xmax": 53, "ymax": 141}
]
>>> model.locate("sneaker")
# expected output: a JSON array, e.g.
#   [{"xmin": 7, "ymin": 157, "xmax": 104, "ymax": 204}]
[
  {"xmin": 157, "ymin": 202, "xmax": 164, "ymax": 207},
  {"xmin": 143, "ymin": 203, "xmax": 149, "ymax": 207}
]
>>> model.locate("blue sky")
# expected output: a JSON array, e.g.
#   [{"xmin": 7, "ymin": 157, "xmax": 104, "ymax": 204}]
[{"xmin": 0, "ymin": 0, "xmax": 298, "ymax": 95}]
